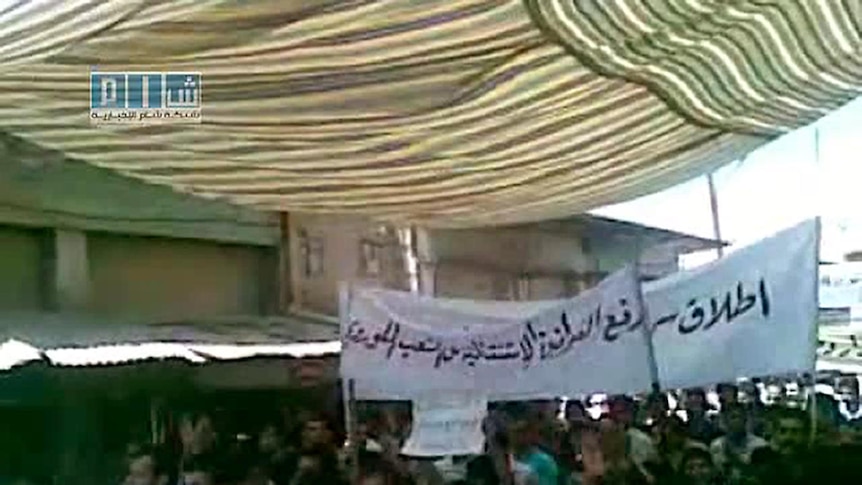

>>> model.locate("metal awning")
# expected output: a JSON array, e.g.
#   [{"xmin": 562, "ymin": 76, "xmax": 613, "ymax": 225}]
[
  {"xmin": 0, "ymin": 313, "xmax": 340, "ymax": 369},
  {"xmin": 0, "ymin": 1, "xmax": 859, "ymax": 227}
]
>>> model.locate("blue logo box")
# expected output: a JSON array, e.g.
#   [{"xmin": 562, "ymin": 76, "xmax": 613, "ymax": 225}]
[{"xmin": 90, "ymin": 72, "xmax": 202, "ymax": 124}]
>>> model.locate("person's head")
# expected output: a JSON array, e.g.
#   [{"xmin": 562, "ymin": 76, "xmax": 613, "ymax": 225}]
[
  {"xmin": 258, "ymin": 423, "xmax": 282, "ymax": 454},
  {"xmin": 481, "ymin": 414, "xmax": 510, "ymax": 454},
  {"xmin": 124, "ymin": 446, "xmax": 168, "ymax": 485},
  {"xmin": 607, "ymin": 396, "xmax": 635, "ymax": 427},
  {"xmin": 358, "ymin": 452, "xmax": 399, "ymax": 485},
  {"xmin": 722, "ymin": 404, "xmax": 750, "ymax": 439},
  {"xmin": 839, "ymin": 376, "xmax": 861, "ymax": 411},
  {"xmin": 680, "ymin": 446, "xmax": 715, "ymax": 484},
  {"xmin": 565, "ymin": 399, "xmax": 587, "ymax": 423},
  {"xmin": 684, "ymin": 388, "xmax": 708, "ymax": 414},
  {"xmin": 180, "ymin": 411, "xmax": 216, "ymax": 455},
  {"xmin": 814, "ymin": 392, "xmax": 841, "ymax": 433},
  {"xmin": 658, "ymin": 415, "xmax": 687, "ymax": 449},
  {"xmin": 749, "ymin": 446, "xmax": 780, "ymax": 483},
  {"xmin": 645, "ymin": 392, "xmax": 670, "ymax": 421},
  {"xmin": 840, "ymin": 375, "xmax": 860, "ymax": 395},
  {"xmin": 237, "ymin": 460, "xmax": 270, "ymax": 485},
  {"xmin": 301, "ymin": 414, "xmax": 335, "ymax": 452},
  {"xmin": 181, "ymin": 471, "xmax": 212, "ymax": 485},
  {"xmin": 597, "ymin": 417, "xmax": 627, "ymax": 463},
  {"xmin": 358, "ymin": 473, "xmax": 388, "ymax": 485},
  {"xmin": 297, "ymin": 454, "xmax": 322, "ymax": 475},
  {"xmin": 717, "ymin": 383, "xmax": 738, "ymax": 407},
  {"xmin": 295, "ymin": 449, "xmax": 341, "ymax": 482},
  {"xmin": 770, "ymin": 407, "xmax": 809, "ymax": 454},
  {"xmin": 507, "ymin": 413, "xmax": 540, "ymax": 454},
  {"xmin": 181, "ymin": 454, "xmax": 216, "ymax": 485},
  {"xmin": 530, "ymin": 399, "xmax": 558, "ymax": 421}
]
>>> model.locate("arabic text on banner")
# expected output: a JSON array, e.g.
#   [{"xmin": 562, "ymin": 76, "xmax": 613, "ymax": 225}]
[
  {"xmin": 648, "ymin": 219, "xmax": 819, "ymax": 390},
  {"xmin": 341, "ymin": 266, "xmax": 652, "ymax": 400},
  {"xmin": 400, "ymin": 393, "xmax": 488, "ymax": 457}
]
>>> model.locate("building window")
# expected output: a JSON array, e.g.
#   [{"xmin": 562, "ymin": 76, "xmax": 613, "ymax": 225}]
[
  {"xmin": 360, "ymin": 239, "xmax": 381, "ymax": 277},
  {"xmin": 299, "ymin": 229, "xmax": 324, "ymax": 277}
]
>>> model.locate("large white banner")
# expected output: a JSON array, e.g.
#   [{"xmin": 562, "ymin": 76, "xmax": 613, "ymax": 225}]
[
  {"xmin": 340, "ymin": 219, "xmax": 820, "ymax": 399},
  {"xmin": 648, "ymin": 219, "xmax": 819, "ymax": 390},
  {"xmin": 341, "ymin": 266, "xmax": 652, "ymax": 399},
  {"xmin": 400, "ymin": 393, "xmax": 487, "ymax": 457}
]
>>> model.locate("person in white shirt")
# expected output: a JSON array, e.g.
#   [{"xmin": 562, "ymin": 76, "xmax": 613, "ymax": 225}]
[
  {"xmin": 607, "ymin": 396, "xmax": 657, "ymax": 484},
  {"xmin": 709, "ymin": 404, "xmax": 768, "ymax": 472},
  {"xmin": 607, "ymin": 396, "xmax": 657, "ymax": 468}
]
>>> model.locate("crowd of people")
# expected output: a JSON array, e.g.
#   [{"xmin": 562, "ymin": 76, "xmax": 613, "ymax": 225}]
[{"xmin": 117, "ymin": 377, "xmax": 862, "ymax": 485}]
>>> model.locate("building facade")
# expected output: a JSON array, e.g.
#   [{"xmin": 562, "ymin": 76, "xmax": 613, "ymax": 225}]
[
  {"xmin": 286, "ymin": 212, "xmax": 719, "ymax": 316},
  {"xmin": 0, "ymin": 132, "xmax": 280, "ymax": 320}
]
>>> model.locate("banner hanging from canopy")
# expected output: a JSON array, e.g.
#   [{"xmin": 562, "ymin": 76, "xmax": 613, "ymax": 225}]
[{"xmin": 341, "ymin": 266, "xmax": 651, "ymax": 400}]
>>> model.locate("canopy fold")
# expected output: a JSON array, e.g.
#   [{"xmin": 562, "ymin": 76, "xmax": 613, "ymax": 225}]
[{"xmin": 0, "ymin": 0, "xmax": 859, "ymax": 227}]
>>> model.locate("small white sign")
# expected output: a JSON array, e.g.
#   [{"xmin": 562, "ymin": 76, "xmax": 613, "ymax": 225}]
[{"xmin": 401, "ymin": 394, "xmax": 487, "ymax": 457}]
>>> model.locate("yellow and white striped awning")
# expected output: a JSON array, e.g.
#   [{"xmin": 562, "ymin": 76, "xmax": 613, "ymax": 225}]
[{"xmin": 0, "ymin": 0, "xmax": 859, "ymax": 227}]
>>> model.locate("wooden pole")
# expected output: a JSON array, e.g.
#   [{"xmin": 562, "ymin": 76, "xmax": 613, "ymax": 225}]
[
  {"xmin": 810, "ymin": 134, "xmax": 822, "ymax": 444},
  {"xmin": 347, "ymin": 378, "xmax": 360, "ymax": 485},
  {"xmin": 707, "ymin": 173, "xmax": 724, "ymax": 258},
  {"xmin": 277, "ymin": 211, "xmax": 292, "ymax": 314},
  {"xmin": 338, "ymin": 282, "xmax": 360, "ymax": 483}
]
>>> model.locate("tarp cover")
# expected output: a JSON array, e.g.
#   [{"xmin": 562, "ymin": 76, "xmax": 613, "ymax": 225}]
[{"xmin": 0, "ymin": 1, "xmax": 859, "ymax": 226}]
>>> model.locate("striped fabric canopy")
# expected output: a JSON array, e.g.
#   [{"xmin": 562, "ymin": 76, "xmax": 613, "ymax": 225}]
[{"xmin": 0, "ymin": 0, "xmax": 859, "ymax": 227}]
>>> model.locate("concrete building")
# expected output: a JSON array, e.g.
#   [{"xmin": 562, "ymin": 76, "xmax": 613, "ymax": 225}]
[{"xmin": 287, "ymin": 212, "xmax": 720, "ymax": 316}]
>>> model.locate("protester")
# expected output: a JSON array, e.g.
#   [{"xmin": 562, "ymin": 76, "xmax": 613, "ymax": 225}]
[
  {"xmin": 179, "ymin": 455, "xmax": 216, "ymax": 485},
  {"xmin": 175, "ymin": 412, "xmax": 221, "ymax": 484},
  {"xmin": 509, "ymin": 413, "xmax": 559, "ymax": 485},
  {"xmin": 768, "ymin": 407, "xmax": 808, "ymax": 456},
  {"xmin": 286, "ymin": 449, "xmax": 345, "ymax": 485},
  {"xmin": 682, "ymin": 389, "xmax": 718, "ymax": 444},
  {"xmin": 358, "ymin": 452, "xmax": 409, "ymax": 485},
  {"xmin": 557, "ymin": 422, "xmax": 586, "ymax": 483},
  {"xmin": 584, "ymin": 418, "xmax": 650, "ymax": 485},
  {"xmin": 653, "ymin": 415, "xmax": 694, "ymax": 475},
  {"xmin": 606, "ymin": 396, "xmax": 657, "ymax": 473},
  {"xmin": 716, "ymin": 384, "xmax": 738, "ymax": 409},
  {"xmin": 288, "ymin": 414, "xmax": 346, "ymax": 485},
  {"xmin": 838, "ymin": 375, "xmax": 862, "ymax": 424},
  {"xmin": 466, "ymin": 415, "xmax": 512, "ymax": 485},
  {"xmin": 124, "ymin": 445, "xmax": 169, "ymax": 485},
  {"xmin": 709, "ymin": 404, "xmax": 768, "ymax": 480},
  {"xmin": 674, "ymin": 445, "xmax": 718, "ymax": 485},
  {"xmin": 239, "ymin": 461, "xmax": 274, "ymax": 485},
  {"xmin": 103, "ymin": 372, "xmax": 862, "ymax": 485},
  {"xmin": 257, "ymin": 423, "xmax": 295, "ymax": 485}
]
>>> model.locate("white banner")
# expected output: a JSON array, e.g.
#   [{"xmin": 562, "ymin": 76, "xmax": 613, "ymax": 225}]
[
  {"xmin": 341, "ymin": 266, "xmax": 651, "ymax": 399},
  {"xmin": 400, "ymin": 393, "xmax": 487, "ymax": 457},
  {"xmin": 648, "ymin": 219, "xmax": 819, "ymax": 390}
]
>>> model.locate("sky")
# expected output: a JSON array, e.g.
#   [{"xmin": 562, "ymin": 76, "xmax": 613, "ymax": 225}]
[{"xmin": 592, "ymin": 96, "xmax": 862, "ymax": 266}]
